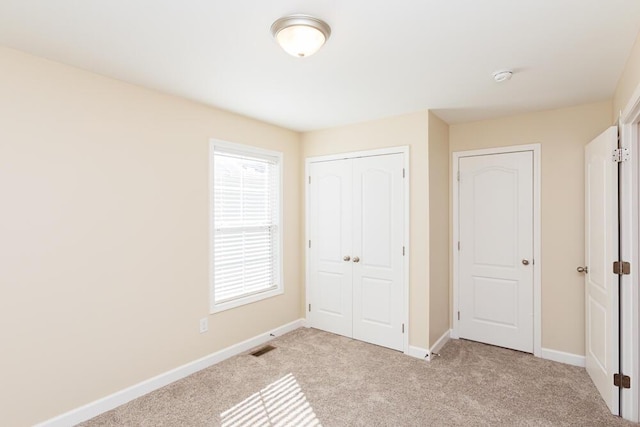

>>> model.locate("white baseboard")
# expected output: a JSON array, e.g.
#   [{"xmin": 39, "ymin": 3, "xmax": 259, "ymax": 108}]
[
  {"xmin": 407, "ymin": 345, "xmax": 429, "ymax": 360},
  {"xmin": 36, "ymin": 318, "xmax": 306, "ymax": 427},
  {"xmin": 427, "ymin": 329, "xmax": 451, "ymax": 361},
  {"xmin": 407, "ymin": 329, "xmax": 453, "ymax": 361},
  {"xmin": 540, "ymin": 347, "xmax": 585, "ymax": 367},
  {"xmin": 430, "ymin": 332, "xmax": 584, "ymax": 367}
]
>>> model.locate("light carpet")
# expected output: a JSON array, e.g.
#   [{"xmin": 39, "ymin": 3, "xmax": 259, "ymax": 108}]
[{"xmin": 81, "ymin": 327, "xmax": 632, "ymax": 426}]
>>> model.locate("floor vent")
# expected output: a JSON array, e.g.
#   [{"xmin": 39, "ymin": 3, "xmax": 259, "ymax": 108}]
[{"xmin": 250, "ymin": 345, "xmax": 276, "ymax": 357}]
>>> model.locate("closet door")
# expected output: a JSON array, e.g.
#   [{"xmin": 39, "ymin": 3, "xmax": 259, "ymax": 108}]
[
  {"xmin": 308, "ymin": 159, "xmax": 353, "ymax": 337},
  {"xmin": 352, "ymin": 154, "xmax": 404, "ymax": 351}
]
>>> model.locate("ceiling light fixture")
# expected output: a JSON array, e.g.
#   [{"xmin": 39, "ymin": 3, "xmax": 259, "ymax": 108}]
[
  {"xmin": 493, "ymin": 70, "xmax": 513, "ymax": 82},
  {"xmin": 271, "ymin": 15, "xmax": 331, "ymax": 58}
]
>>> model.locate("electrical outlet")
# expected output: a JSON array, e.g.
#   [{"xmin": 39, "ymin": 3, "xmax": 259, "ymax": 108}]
[{"xmin": 199, "ymin": 318, "xmax": 208, "ymax": 333}]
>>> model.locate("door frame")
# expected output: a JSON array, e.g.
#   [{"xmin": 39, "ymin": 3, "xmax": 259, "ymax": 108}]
[
  {"xmin": 452, "ymin": 144, "xmax": 542, "ymax": 357},
  {"xmin": 304, "ymin": 146, "xmax": 410, "ymax": 355},
  {"xmin": 620, "ymin": 83, "xmax": 640, "ymax": 421}
]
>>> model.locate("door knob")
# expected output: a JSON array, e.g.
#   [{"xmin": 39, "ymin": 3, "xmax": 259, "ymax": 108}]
[
  {"xmin": 522, "ymin": 259, "xmax": 530, "ymax": 266},
  {"xmin": 577, "ymin": 266, "xmax": 589, "ymax": 274},
  {"xmin": 343, "ymin": 255, "xmax": 351, "ymax": 262},
  {"xmin": 352, "ymin": 256, "xmax": 360, "ymax": 263}
]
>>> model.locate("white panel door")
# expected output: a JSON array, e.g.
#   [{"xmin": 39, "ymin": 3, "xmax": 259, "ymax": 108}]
[
  {"xmin": 352, "ymin": 154, "xmax": 404, "ymax": 351},
  {"xmin": 308, "ymin": 159, "xmax": 353, "ymax": 338},
  {"xmin": 458, "ymin": 151, "xmax": 534, "ymax": 353},
  {"xmin": 585, "ymin": 126, "xmax": 618, "ymax": 413}
]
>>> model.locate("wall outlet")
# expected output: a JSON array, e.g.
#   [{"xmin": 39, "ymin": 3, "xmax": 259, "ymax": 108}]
[{"xmin": 199, "ymin": 318, "xmax": 208, "ymax": 333}]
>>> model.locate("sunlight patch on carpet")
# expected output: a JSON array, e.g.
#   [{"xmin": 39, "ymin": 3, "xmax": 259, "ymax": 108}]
[{"xmin": 220, "ymin": 373, "xmax": 321, "ymax": 427}]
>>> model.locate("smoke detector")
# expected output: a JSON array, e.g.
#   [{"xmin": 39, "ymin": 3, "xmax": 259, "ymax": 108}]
[{"xmin": 493, "ymin": 70, "xmax": 513, "ymax": 82}]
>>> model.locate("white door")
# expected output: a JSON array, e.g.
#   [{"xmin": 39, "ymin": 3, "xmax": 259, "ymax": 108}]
[
  {"xmin": 308, "ymin": 153, "xmax": 404, "ymax": 351},
  {"xmin": 458, "ymin": 151, "xmax": 534, "ymax": 353},
  {"xmin": 352, "ymin": 155, "xmax": 404, "ymax": 351},
  {"xmin": 308, "ymin": 159, "xmax": 353, "ymax": 338},
  {"xmin": 585, "ymin": 126, "xmax": 618, "ymax": 413}
]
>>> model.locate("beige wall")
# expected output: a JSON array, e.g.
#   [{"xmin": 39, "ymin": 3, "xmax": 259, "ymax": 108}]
[
  {"xmin": 449, "ymin": 101, "xmax": 612, "ymax": 356},
  {"xmin": 614, "ymin": 30, "xmax": 640, "ymax": 120},
  {"xmin": 7, "ymin": 23, "xmax": 639, "ymax": 424},
  {"xmin": 427, "ymin": 112, "xmax": 450, "ymax": 348},
  {"xmin": 0, "ymin": 46, "xmax": 302, "ymax": 426},
  {"xmin": 302, "ymin": 112, "xmax": 431, "ymax": 349}
]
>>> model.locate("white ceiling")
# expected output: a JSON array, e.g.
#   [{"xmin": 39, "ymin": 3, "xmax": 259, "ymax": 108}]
[{"xmin": 0, "ymin": 1, "xmax": 639, "ymax": 131}]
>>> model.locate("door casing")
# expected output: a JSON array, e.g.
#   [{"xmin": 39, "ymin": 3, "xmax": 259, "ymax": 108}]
[
  {"xmin": 305, "ymin": 146, "xmax": 411, "ymax": 355},
  {"xmin": 452, "ymin": 144, "xmax": 542, "ymax": 357}
]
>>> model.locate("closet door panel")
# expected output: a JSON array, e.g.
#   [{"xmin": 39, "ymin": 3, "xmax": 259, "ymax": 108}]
[
  {"xmin": 308, "ymin": 160, "xmax": 353, "ymax": 337},
  {"xmin": 352, "ymin": 154, "xmax": 404, "ymax": 351}
]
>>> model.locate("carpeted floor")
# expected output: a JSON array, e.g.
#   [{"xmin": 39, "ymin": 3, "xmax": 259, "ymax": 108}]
[{"xmin": 81, "ymin": 327, "xmax": 632, "ymax": 426}]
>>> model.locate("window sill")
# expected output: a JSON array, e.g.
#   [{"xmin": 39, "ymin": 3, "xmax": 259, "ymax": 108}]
[{"xmin": 210, "ymin": 287, "xmax": 284, "ymax": 314}]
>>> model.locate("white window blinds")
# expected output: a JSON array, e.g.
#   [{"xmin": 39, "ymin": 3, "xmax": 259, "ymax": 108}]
[{"xmin": 212, "ymin": 145, "xmax": 281, "ymax": 307}]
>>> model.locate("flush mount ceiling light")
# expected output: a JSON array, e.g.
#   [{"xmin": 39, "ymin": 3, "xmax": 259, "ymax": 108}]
[
  {"xmin": 271, "ymin": 15, "xmax": 331, "ymax": 58},
  {"xmin": 493, "ymin": 70, "xmax": 514, "ymax": 82}
]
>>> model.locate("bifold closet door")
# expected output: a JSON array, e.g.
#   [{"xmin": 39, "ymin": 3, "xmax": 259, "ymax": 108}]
[
  {"xmin": 308, "ymin": 159, "xmax": 353, "ymax": 338},
  {"xmin": 308, "ymin": 153, "xmax": 404, "ymax": 351}
]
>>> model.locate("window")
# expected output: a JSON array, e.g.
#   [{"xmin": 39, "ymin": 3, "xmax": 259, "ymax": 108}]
[{"xmin": 209, "ymin": 140, "xmax": 283, "ymax": 313}]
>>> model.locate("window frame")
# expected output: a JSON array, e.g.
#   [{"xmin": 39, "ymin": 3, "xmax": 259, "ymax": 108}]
[{"xmin": 209, "ymin": 139, "xmax": 284, "ymax": 313}]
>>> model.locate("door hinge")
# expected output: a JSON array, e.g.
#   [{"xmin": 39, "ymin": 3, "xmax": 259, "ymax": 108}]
[
  {"xmin": 308, "ymin": 303, "xmax": 311, "ymax": 312},
  {"xmin": 309, "ymin": 240, "xmax": 311, "ymax": 249},
  {"xmin": 457, "ymin": 171, "xmax": 460, "ymax": 182},
  {"xmin": 612, "ymin": 148, "xmax": 630, "ymax": 163},
  {"xmin": 402, "ymin": 323, "xmax": 405, "ymax": 333},
  {"xmin": 403, "ymin": 246, "xmax": 405, "ymax": 256},
  {"xmin": 457, "ymin": 311, "xmax": 460, "ymax": 321},
  {"xmin": 614, "ymin": 373, "xmax": 631, "ymax": 389},
  {"xmin": 403, "ymin": 168, "xmax": 405, "ymax": 178},
  {"xmin": 457, "ymin": 241, "xmax": 460, "ymax": 251},
  {"xmin": 308, "ymin": 176, "xmax": 311, "ymax": 184},
  {"xmin": 613, "ymin": 261, "xmax": 631, "ymax": 275}
]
